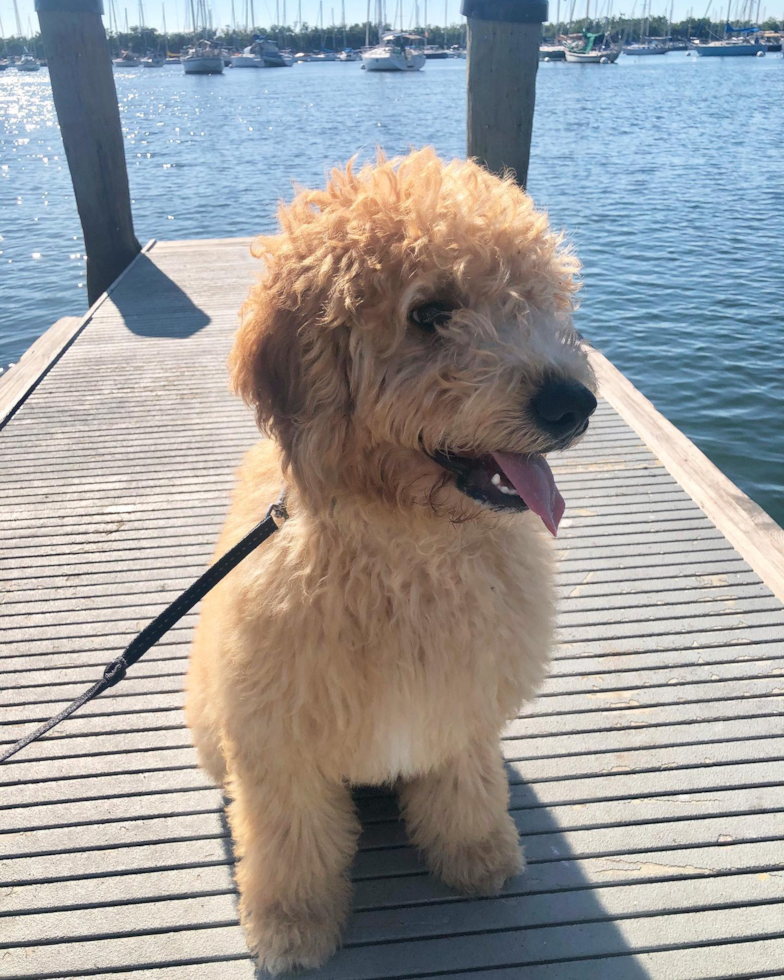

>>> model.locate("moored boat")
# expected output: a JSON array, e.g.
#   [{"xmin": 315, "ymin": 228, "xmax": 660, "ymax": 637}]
[
  {"xmin": 231, "ymin": 36, "xmax": 289, "ymax": 67},
  {"xmin": 17, "ymin": 49, "xmax": 42, "ymax": 71},
  {"xmin": 182, "ymin": 39, "xmax": 224, "ymax": 73},
  {"xmin": 337, "ymin": 48, "xmax": 361, "ymax": 61},
  {"xmin": 539, "ymin": 43, "xmax": 566, "ymax": 60},
  {"xmin": 362, "ymin": 32, "xmax": 426, "ymax": 71},
  {"xmin": 564, "ymin": 46, "xmax": 620, "ymax": 62},
  {"xmin": 142, "ymin": 51, "xmax": 165, "ymax": 67},
  {"xmin": 563, "ymin": 29, "xmax": 620, "ymax": 62},
  {"xmin": 624, "ymin": 41, "xmax": 668, "ymax": 54},
  {"xmin": 112, "ymin": 50, "xmax": 141, "ymax": 68},
  {"xmin": 694, "ymin": 40, "xmax": 765, "ymax": 55}
]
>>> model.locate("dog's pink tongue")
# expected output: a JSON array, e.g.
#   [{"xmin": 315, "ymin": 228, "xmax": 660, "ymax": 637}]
[{"xmin": 491, "ymin": 452, "xmax": 565, "ymax": 537}]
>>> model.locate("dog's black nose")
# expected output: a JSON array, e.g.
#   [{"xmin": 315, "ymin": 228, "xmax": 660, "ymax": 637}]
[{"xmin": 532, "ymin": 380, "xmax": 597, "ymax": 436}]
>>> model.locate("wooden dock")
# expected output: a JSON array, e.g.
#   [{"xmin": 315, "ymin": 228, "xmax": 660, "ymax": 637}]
[{"xmin": 2, "ymin": 238, "xmax": 784, "ymax": 980}]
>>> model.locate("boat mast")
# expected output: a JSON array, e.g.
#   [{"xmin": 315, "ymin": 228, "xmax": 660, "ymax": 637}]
[
  {"xmin": 12, "ymin": 0, "xmax": 22, "ymax": 38},
  {"xmin": 365, "ymin": 0, "xmax": 370, "ymax": 44},
  {"xmin": 162, "ymin": 2, "xmax": 168, "ymax": 52}
]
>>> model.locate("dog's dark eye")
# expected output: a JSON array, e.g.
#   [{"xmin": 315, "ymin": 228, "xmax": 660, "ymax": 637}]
[{"xmin": 409, "ymin": 301, "xmax": 453, "ymax": 333}]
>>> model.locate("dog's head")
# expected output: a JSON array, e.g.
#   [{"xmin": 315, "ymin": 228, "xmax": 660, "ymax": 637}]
[{"xmin": 231, "ymin": 149, "xmax": 596, "ymax": 532}]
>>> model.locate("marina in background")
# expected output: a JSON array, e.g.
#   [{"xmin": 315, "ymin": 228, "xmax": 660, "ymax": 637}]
[{"xmin": 2, "ymin": 49, "xmax": 782, "ymax": 524}]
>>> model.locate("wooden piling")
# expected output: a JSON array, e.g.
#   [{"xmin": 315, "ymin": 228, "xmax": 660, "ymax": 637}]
[
  {"xmin": 463, "ymin": 0, "xmax": 548, "ymax": 188},
  {"xmin": 35, "ymin": 0, "xmax": 140, "ymax": 304}
]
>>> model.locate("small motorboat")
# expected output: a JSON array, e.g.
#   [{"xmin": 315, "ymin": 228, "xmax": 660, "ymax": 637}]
[
  {"xmin": 362, "ymin": 33, "xmax": 426, "ymax": 71},
  {"xmin": 17, "ymin": 50, "xmax": 42, "ymax": 71},
  {"xmin": 113, "ymin": 51, "xmax": 142, "ymax": 68},
  {"xmin": 231, "ymin": 36, "xmax": 289, "ymax": 67},
  {"xmin": 142, "ymin": 51, "xmax": 166, "ymax": 67}
]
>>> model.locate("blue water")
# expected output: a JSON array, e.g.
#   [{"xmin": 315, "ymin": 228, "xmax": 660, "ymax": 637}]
[{"xmin": 1, "ymin": 54, "xmax": 782, "ymax": 523}]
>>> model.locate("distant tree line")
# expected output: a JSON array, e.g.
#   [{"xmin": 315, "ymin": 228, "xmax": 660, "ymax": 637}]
[
  {"xmin": 546, "ymin": 13, "xmax": 782, "ymax": 41},
  {"xmin": 2, "ymin": 22, "xmax": 466, "ymax": 57},
  {"xmin": 3, "ymin": 14, "xmax": 781, "ymax": 57}
]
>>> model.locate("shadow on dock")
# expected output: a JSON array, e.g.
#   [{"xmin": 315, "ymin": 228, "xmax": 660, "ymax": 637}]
[
  {"xmin": 216, "ymin": 768, "xmax": 652, "ymax": 978},
  {"xmin": 109, "ymin": 253, "xmax": 212, "ymax": 338}
]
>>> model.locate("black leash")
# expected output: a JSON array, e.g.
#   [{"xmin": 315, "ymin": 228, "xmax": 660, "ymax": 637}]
[{"xmin": 0, "ymin": 489, "xmax": 288, "ymax": 765}]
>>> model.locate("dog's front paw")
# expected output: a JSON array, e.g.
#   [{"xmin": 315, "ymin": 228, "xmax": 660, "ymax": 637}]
[
  {"xmin": 241, "ymin": 888, "xmax": 349, "ymax": 975},
  {"xmin": 432, "ymin": 814, "xmax": 524, "ymax": 896}
]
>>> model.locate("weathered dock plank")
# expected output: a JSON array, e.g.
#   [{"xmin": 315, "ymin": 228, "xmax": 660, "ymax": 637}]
[{"xmin": 1, "ymin": 238, "xmax": 783, "ymax": 979}]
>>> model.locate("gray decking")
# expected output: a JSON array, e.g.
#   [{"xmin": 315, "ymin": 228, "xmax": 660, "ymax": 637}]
[{"xmin": 2, "ymin": 238, "xmax": 783, "ymax": 980}]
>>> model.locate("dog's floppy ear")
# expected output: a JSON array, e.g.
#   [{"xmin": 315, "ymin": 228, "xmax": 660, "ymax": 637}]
[
  {"xmin": 230, "ymin": 285, "xmax": 307, "ymax": 448},
  {"xmin": 230, "ymin": 273, "xmax": 354, "ymax": 506}
]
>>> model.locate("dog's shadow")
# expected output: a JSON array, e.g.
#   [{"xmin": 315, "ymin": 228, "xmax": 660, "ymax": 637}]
[{"xmin": 218, "ymin": 763, "xmax": 652, "ymax": 979}]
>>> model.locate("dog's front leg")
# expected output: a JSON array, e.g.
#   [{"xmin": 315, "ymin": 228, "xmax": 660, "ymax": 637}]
[
  {"xmin": 399, "ymin": 735, "xmax": 522, "ymax": 896},
  {"xmin": 225, "ymin": 747, "xmax": 360, "ymax": 974}
]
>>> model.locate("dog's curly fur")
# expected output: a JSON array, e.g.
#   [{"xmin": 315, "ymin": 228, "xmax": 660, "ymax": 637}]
[{"xmin": 185, "ymin": 148, "xmax": 596, "ymax": 972}]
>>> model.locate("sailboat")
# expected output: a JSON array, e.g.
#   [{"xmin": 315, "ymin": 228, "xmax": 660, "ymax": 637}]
[
  {"xmin": 564, "ymin": 31, "xmax": 620, "ymax": 62},
  {"xmin": 182, "ymin": 0, "xmax": 224, "ymax": 73},
  {"xmin": 182, "ymin": 37, "xmax": 224, "ymax": 72},
  {"xmin": 695, "ymin": 24, "xmax": 766, "ymax": 55}
]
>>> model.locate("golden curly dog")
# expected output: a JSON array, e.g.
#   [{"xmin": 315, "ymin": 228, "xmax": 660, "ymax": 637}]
[{"xmin": 186, "ymin": 148, "xmax": 597, "ymax": 972}]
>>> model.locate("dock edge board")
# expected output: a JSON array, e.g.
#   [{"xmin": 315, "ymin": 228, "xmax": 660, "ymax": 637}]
[
  {"xmin": 589, "ymin": 346, "xmax": 784, "ymax": 602},
  {"xmin": 0, "ymin": 239, "xmax": 158, "ymax": 430}
]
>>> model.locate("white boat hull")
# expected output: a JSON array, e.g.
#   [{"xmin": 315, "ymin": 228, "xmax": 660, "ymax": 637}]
[
  {"xmin": 564, "ymin": 47, "xmax": 620, "ymax": 62},
  {"xmin": 231, "ymin": 54, "xmax": 264, "ymax": 67},
  {"xmin": 362, "ymin": 50, "xmax": 426, "ymax": 71},
  {"xmin": 17, "ymin": 62, "xmax": 41, "ymax": 71},
  {"xmin": 182, "ymin": 55, "xmax": 224, "ymax": 73},
  {"xmin": 113, "ymin": 59, "xmax": 141, "ymax": 68}
]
